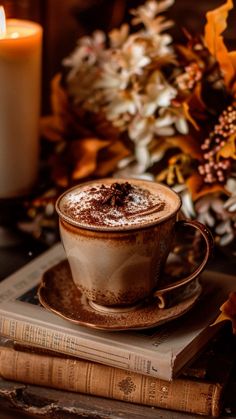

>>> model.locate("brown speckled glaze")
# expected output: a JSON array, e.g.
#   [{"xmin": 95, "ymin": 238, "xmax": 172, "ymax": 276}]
[
  {"xmin": 38, "ymin": 260, "xmax": 202, "ymax": 331},
  {"xmin": 56, "ymin": 179, "xmax": 213, "ymax": 309},
  {"xmin": 59, "ymin": 216, "xmax": 175, "ymax": 306}
]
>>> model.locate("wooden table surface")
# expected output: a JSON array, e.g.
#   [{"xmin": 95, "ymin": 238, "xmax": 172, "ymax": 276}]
[{"xmin": 0, "ymin": 232, "xmax": 236, "ymax": 419}]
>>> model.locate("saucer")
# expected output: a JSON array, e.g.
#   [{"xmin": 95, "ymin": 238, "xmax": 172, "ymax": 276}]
[{"xmin": 38, "ymin": 260, "xmax": 202, "ymax": 331}]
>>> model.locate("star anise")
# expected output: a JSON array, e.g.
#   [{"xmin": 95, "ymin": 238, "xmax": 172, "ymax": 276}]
[{"xmin": 102, "ymin": 182, "xmax": 132, "ymax": 207}]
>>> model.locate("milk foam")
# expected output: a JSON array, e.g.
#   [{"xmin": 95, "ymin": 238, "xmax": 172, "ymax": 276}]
[{"xmin": 57, "ymin": 180, "xmax": 180, "ymax": 230}]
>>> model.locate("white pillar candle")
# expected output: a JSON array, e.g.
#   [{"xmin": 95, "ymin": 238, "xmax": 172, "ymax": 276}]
[{"xmin": 0, "ymin": 7, "xmax": 42, "ymax": 198}]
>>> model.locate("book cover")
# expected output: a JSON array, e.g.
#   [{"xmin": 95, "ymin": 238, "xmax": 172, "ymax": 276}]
[{"xmin": 0, "ymin": 243, "xmax": 234, "ymax": 380}]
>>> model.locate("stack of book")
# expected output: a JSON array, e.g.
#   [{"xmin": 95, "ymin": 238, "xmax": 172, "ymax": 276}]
[{"xmin": 0, "ymin": 244, "xmax": 235, "ymax": 417}]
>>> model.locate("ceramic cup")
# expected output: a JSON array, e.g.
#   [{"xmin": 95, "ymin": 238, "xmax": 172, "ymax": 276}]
[{"xmin": 56, "ymin": 178, "xmax": 213, "ymax": 312}]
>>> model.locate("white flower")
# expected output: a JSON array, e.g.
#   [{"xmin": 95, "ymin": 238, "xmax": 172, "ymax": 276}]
[
  {"xmin": 225, "ymin": 178, "xmax": 236, "ymax": 212},
  {"xmin": 118, "ymin": 40, "xmax": 151, "ymax": 75},
  {"xmin": 135, "ymin": 143, "xmax": 151, "ymax": 172},
  {"xmin": 62, "ymin": 0, "xmax": 187, "ymax": 182},
  {"xmin": 226, "ymin": 177, "xmax": 236, "ymax": 194},
  {"xmin": 141, "ymin": 71, "xmax": 177, "ymax": 117},
  {"xmin": 173, "ymin": 184, "xmax": 196, "ymax": 218},
  {"xmin": 195, "ymin": 197, "xmax": 225, "ymax": 227},
  {"xmin": 131, "ymin": 0, "xmax": 174, "ymax": 35},
  {"xmin": 105, "ymin": 90, "xmax": 140, "ymax": 120},
  {"xmin": 63, "ymin": 30, "xmax": 105, "ymax": 76},
  {"xmin": 195, "ymin": 195, "xmax": 236, "ymax": 245},
  {"xmin": 109, "ymin": 24, "xmax": 129, "ymax": 48},
  {"xmin": 224, "ymin": 196, "xmax": 236, "ymax": 212},
  {"xmin": 175, "ymin": 115, "xmax": 189, "ymax": 134},
  {"xmin": 128, "ymin": 115, "xmax": 154, "ymax": 144},
  {"xmin": 154, "ymin": 109, "xmax": 189, "ymax": 135},
  {"xmin": 215, "ymin": 220, "xmax": 235, "ymax": 246}
]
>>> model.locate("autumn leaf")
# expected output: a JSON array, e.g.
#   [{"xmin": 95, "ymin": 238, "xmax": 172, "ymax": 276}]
[
  {"xmin": 72, "ymin": 138, "xmax": 110, "ymax": 180},
  {"xmin": 185, "ymin": 83, "xmax": 207, "ymax": 120},
  {"xmin": 40, "ymin": 115, "xmax": 69, "ymax": 142},
  {"xmin": 228, "ymin": 51, "xmax": 236, "ymax": 72},
  {"xmin": 217, "ymin": 134, "xmax": 236, "ymax": 160},
  {"xmin": 182, "ymin": 102, "xmax": 200, "ymax": 131},
  {"xmin": 95, "ymin": 140, "xmax": 130, "ymax": 177},
  {"xmin": 166, "ymin": 135, "xmax": 202, "ymax": 159},
  {"xmin": 204, "ymin": 0, "xmax": 235, "ymax": 88},
  {"xmin": 41, "ymin": 75, "xmax": 77, "ymax": 141},
  {"xmin": 175, "ymin": 44, "xmax": 201, "ymax": 64},
  {"xmin": 186, "ymin": 172, "xmax": 227, "ymax": 201},
  {"xmin": 219, "ymin": 292, "xmax": 236, "ymax": 334}
]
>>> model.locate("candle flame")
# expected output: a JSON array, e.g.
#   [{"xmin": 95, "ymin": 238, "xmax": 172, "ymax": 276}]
[
  {"xmin": 0, "ymin": 6, "xmax": 6, "ymax": 37},
  {"xmin": 11, "ymin": 31, "xmax": 19, "ymax": 39}
]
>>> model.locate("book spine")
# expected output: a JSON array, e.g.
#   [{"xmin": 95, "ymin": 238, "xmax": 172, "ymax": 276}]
[
  {"xmin": 0, "ymin": 315, "xmax": 170, "ymax": 379},
  {"xmin": 0, "ymin": 347, "xmax": 222, "ymax": 417}
]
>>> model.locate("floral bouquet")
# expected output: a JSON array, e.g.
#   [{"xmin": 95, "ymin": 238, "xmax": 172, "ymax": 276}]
[{"xmin": 23, "ymin": 0, "xmax": 236, "ymax": 249}]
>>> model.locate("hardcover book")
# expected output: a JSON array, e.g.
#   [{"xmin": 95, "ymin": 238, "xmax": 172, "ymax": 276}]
[
  {"xmin": 0, "ymin": 327, "xmax": 234, "ymax": 417},
  {"xmin": 0, "ymin": 244, "xmax": 234, "ymax": 381}
]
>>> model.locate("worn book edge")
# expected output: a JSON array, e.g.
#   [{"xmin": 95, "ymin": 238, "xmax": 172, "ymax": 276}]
[
  {"xmin": 0, "ymin": 330, "xmax": 234, "ymax": 418},
  {"xmin": 0, "ymin": 243, "xmax": 234, "ymax": 380},
  {"xmin": 0, "ymin": 349, "xmax": 225, "ymax": 416}
]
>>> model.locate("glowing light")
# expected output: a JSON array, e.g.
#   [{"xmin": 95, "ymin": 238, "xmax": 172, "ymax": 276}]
[
  {"xmin": 11, "ymin": 31, "xmax": 19, "ymax": 38},
  {"xmin": 0, "ymin": 6, "xmax": 6, "ymax": 38}
]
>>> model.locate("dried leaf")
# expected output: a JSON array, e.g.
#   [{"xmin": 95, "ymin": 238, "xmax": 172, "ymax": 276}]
[
  {"xmin": 228, "ymin": 51, "xmax": 236, "ymax": 94},
  {"xmin": 167, "ymin": 165, "xmax": 175, "ymax": 185},
  {"xmin": 175, "ymin": 44, "xmax": 201, "ymax": 63},
  {"xmin": 186, "ymin": 83, "xmax": 207, "ymax": 119},
  {"xmin": 228, "ymin": 51, "xmax": 236, "ymax": 72},
  {"xmin": 95, "ymin": 140, "xmax": 131, "ymax": 177},
  {"xmin": 175, "ymin": 165, "xmax": 185, "ymax": 184},
  {"xmin": 166, "ymin": 135, "xmax": 202, "ymax": 159},
  {"xmin": 182, "ymin": 102, "xmax": 200, "ymax": 131},
  {"xmin": 71, "ymin": 138, "xmax": 110, "ymax": 180},
  {"xmin": 218, "ymin": 292, "xmax": 236, "ymax": 334},
  {"xmin": 50, "ymin": 155, "xmax": 70, "ymax": 188},
  {"xmin": 186, "ymin": 172, "xmax": 227, "ymax": 201},
  {"xmin": 204, "ymin": 0, "xmax": 235, "ymax": 88},
  {"xmin": 50, "ymin": 74, "xmax": 69, "ymax": 121},
  {"xmin": 40, "ymin": 116, "xmax": 64, "ymax": 142},
  {"xmin": 156, "ymin": 169, "xmax": 169, "ymax": 183},
  {"xmin": 186, "ymin": 173, "xmax": 203, "ymax": 200},
  {"xmin": 217, "ymin": 134, "xmax": 236, "ymax": 160},
  {"xmin": 50, "ymin": 136, "xmax": 130, "ymax": 185}
]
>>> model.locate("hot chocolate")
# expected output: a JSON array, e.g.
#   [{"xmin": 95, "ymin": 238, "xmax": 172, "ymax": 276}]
[
  {"xmin": 57, "ymin": 178, "xmax": 180, "ymax": 230},
  {"xmin": 56, "ymin": 178, "xmax": 212, "ymax": 309}
]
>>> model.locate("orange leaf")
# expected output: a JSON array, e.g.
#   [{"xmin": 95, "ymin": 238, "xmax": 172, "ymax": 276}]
[
  {"xmin": 186, "ymin": 173, "xmax": 203, "ymax": 200},
  {"xmin": 217, "ymin": 134, "xmax": 236, "ymax": 160},
  {"xmin": 182, "ymin": 102, "xmax": 199, "ymax": 131},
  {"xmin": 166, "ymin": 135, "xmax": 202, "ymax": 159},
  {"xmin": 220, "ymin": 292, "xmax": 236, "ymax": 334},
  {"xmin": 204, "ymin": 0, "xmax": 235, "ymax": 88},
  {"xmin": 50, "ymin": 74, "xmax": 69, "ymax": 119},
  {"xmin": 186, "ymin": 83, "xmax": 207, "ymax": 119},
  {"xmin": 228, "ymin": 51, "xmax": 236, "ymax": 94},
  {"xmin": 50, "ymin": 155, "xmax": 70, "ymax": 188},
  {"xmin": 186, "ymin": 173, "xmax": 228, "ymax": 201},
  {"xmin": 228, "ymin": 51, "xmax": 236, "ymax": 72},
  {"xmin": 40, "ymin": 116, "xmax": 64, "ymax": 142},
  {"xmin": 175, "ymin": 44, "xmax": 201, "ymax": 63},
  {"xmin": 96, "ymin": 140, "xmax": 130, "ymax": 177},
  {"xmin": 71, "ymin": 138, "xmax": 110, "ymax": 180}
]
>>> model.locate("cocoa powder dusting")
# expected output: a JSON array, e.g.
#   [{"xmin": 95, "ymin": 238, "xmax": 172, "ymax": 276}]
[{"xmin": 61, "ymin": 182, "xmax": 167, "ymax": 228}]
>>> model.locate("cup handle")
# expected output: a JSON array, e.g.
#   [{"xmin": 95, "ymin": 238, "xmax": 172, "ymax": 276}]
[{"xmin": 154, "ymin": 219, "xmax": 214, "ymax": 306}]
